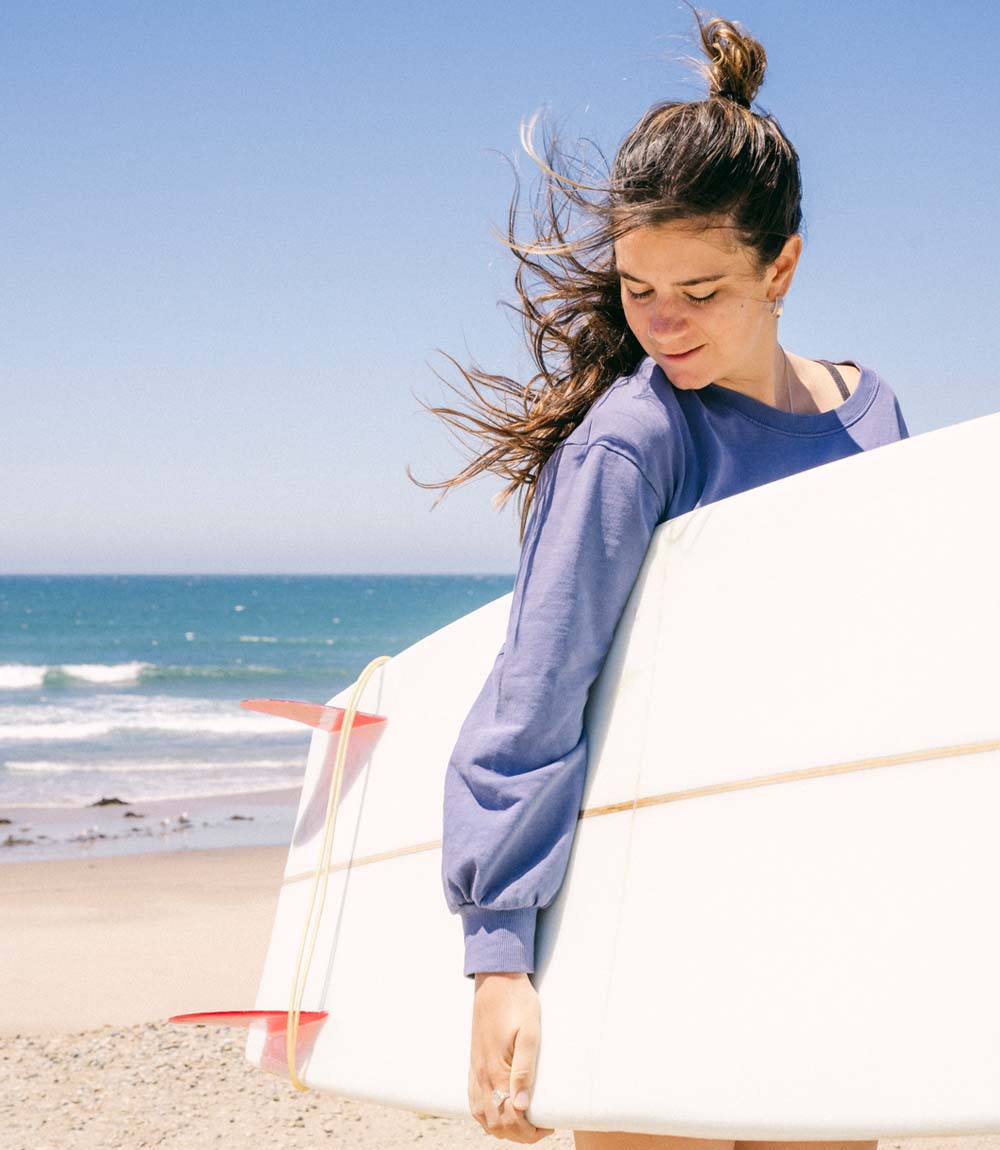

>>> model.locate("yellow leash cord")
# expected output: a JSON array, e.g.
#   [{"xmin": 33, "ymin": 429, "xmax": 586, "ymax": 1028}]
[{"xmin": 285, "ymin": 654, "xmax": 392, "ymax": 1091}]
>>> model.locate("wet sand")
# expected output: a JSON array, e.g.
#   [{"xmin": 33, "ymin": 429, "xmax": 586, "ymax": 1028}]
[{"xmin": 0, "ymin": 785, "xmax": 301, "ymax": 863}]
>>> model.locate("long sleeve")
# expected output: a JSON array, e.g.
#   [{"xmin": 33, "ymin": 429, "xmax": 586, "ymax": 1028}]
[{"xmin": 441, "ymin": 438, "xmax": 667, "ymax": 978}]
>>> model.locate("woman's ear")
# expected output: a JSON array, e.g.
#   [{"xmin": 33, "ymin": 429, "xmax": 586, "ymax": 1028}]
[{"xmin": 766, "ymin": 232, "xmax": 803, "ymax": 298}]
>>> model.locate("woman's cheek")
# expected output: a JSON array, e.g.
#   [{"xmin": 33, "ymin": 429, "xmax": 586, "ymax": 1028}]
[
  {"xmin": 620, "ymin": 304, "xmax": 636, "ymax": 340},
  {"xmin": 623, "ymin": 302, "xmax": 650, "ymax": 350}
]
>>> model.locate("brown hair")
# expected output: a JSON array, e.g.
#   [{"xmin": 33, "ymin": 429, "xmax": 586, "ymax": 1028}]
[{"xmin": 407, "ymin": 2, "xmax": 803, "ymax": 542}]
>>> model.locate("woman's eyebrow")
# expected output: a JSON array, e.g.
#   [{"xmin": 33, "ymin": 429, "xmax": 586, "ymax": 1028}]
[{"xmin": 617, "ymin": 268, "xmax": 726, "ymax": 287}]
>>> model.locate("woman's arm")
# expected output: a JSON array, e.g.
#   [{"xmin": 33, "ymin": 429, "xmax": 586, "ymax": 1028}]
[{"xmin": 441, "ymin": 437, "xmax": 668, "ymax": 977}]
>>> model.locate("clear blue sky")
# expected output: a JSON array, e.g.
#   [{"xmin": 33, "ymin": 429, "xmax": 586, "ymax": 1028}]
[{"xmin": 3, "ymin": 1, "xmax": 997, "ymax": 574}]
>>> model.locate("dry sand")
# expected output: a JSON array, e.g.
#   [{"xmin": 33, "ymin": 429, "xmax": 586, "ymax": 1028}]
[
  {"xmin": 1, "ymin": 844, "xmax": 998, "ymax": 1149},
  {"xmin": 1, "ymin": 845, "xmax": 289, "ymax": 1033}
]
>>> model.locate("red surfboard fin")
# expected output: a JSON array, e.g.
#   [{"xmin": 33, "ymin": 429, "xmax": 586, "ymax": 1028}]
[
  {"xmin": 169, "ymin": 1010, "xmax": 329, "ymax": 1080},
  {"xmin": 241, "ymin": 696, "xmax": 390, "ymax": 847},
  {"xmin": 240, "ymin": 698, "xmax": 387, "ymax": 731},
  {"xmin": 168, "ymin": 1009, "xmax": 327, "ymax": 1034}
]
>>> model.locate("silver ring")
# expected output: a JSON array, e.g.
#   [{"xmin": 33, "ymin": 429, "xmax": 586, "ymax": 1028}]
[{"xmin": 491, "ymin": 1088, "xmax": 510, "ymax": 1107}]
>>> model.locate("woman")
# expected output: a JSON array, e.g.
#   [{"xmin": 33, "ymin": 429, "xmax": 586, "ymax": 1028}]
[{"xmin": 418, "ymin": 5, "xmax": 907, "ymax": 1147}]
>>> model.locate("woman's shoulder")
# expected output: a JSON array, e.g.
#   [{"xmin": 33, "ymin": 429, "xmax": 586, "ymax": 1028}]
[
  {"xmin": 562, "ymin": 356, "xmax": 681, "ymax": 473},
  {"xmin": 857, "ymin": 361, "xmax": 910, "ymax": 439}
]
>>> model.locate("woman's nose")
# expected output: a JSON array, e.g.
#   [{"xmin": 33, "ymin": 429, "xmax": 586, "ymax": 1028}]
[{"xmin": 646, "ymin": 306, "xmax": 688, "ymax": 346}]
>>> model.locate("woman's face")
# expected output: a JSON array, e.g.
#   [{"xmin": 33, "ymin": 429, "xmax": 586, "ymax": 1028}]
[{"xmin": 614, "ymin": 219, "xmax": 800, "ymax": 395}]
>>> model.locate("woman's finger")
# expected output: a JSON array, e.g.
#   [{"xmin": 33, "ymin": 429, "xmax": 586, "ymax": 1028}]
[
  {"xmin": 484, "ymin": 1083, "xmax": 556, "ymax": 1142},
  {"xmin": 509, "ymin": 1020, "xmax": 540, "ymax": 1113}
]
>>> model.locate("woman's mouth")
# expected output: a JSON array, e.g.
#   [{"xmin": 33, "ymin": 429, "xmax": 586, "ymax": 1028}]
[{"xmin": 660, "ymin": 345, "xmax": 703, "ymax": 362}]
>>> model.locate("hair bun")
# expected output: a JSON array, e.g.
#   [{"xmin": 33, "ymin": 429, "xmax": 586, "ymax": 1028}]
[{"xmin": 685, "ymin": 7, "xmax": 767, "ymax": 109}]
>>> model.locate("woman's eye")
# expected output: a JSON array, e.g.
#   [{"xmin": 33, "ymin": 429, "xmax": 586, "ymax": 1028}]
[{"xmin": 624, "ymin": 286, "xmax": 718, "ymax": 305}]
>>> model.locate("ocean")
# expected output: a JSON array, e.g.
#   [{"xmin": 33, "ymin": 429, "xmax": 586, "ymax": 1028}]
[{"xmin": 0, "ymin": 574, "xmax": 513, "ymax": 809}]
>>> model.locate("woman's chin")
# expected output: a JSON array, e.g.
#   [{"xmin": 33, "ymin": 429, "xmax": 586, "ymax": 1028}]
[
  {"xmin": 650, "ymin": 352, "xmax": 711, "ymax": 389},
  {"xmin": 657, "ymin": 364, "xmax": 712, "ymax": 390}
]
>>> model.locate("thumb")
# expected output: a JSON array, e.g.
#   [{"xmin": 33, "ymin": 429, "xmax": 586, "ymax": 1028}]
[{"xmin": 509, "ymin": 1026, "xmax": 539, "ymax": 1110}]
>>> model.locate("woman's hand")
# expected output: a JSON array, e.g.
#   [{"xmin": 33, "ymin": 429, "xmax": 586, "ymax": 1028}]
[{"xmin": 468, "ymin": 971, "xmax": 556, "ymax": 1143}]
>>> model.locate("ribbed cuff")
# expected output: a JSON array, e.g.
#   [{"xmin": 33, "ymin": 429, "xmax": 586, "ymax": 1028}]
[{"xmin": 460, "ymin": 905, "xmax": 537, "ymax": 979}]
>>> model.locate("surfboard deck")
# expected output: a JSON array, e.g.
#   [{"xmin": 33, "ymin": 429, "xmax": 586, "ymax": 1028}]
[{"xmin": 244, "ymin": 411, "xmax": 1000, "ymax": 1138}]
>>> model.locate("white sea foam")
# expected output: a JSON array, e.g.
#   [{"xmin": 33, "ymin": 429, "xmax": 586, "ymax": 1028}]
[
  {"xmin": 1, "ymin": 720, "xmax": 117, "ymax": 741},
  {"xmin": 6, "ymin": 757, "xmax": 302, "ymax": 775},
  {"xmin": 0, "ymin": 661, "xmax": 152, "ymax": 689},
  {"xmin": 238, "ymin": 636, "xmax": 336, "ymax": 645},
  {"xmin": 0, "ymin": 664, "xmax": 48, "ymax": 689},
  {"xmin": 3, "ymin": 778, "xmax": 302, "ymax": 808},
  {"xmin": 59, "ymin": 661, "xmax": 151, "ymax": 685},
  {"xmin": 0, "ymin": 694, "xmax": 299, "ymax": 741}
]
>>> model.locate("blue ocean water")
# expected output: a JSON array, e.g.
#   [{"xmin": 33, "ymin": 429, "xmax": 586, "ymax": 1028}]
[{"xmin": 0, "ymin": 574, "xmax": 513, "ymax": 807}]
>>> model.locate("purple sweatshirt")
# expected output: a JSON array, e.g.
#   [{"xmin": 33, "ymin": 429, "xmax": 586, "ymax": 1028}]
[{"xmin": 441, "ymin": 354, "xmax": 909, "ymax": 977}]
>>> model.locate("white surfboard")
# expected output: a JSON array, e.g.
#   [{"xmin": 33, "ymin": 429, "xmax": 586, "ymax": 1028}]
[{"xmin": 244, "ymin": 411, "xmax": 1000, "ymax": 1139}]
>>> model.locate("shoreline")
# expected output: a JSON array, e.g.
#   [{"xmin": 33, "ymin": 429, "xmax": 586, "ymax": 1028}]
[{"xmin": 0, "ymin": 784, "xmax": 301, "ymax": 864}]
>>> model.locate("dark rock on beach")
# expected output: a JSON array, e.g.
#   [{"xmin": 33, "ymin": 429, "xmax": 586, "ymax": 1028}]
[
  {"xmin": 89, "ymin": 796, "xmax": 128, "ymax": 807},
  {"xmin": 123, "ymin": 811, "xmax": 146, "ymax": 818}
]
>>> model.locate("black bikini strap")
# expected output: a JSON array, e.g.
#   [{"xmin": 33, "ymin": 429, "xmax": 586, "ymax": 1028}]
[{"xmin": 817, "ymin": 359, "xmax": 851, "ymax": 400}]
